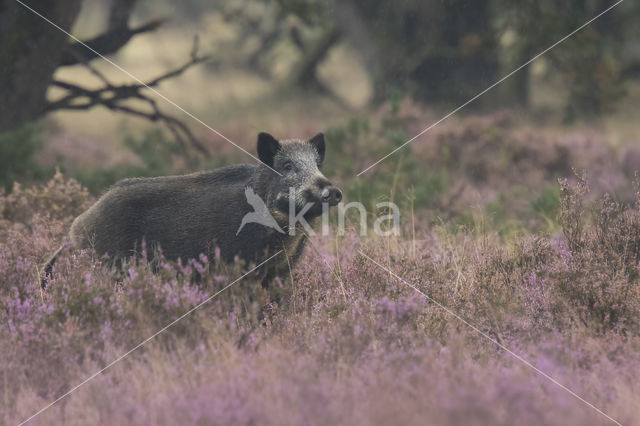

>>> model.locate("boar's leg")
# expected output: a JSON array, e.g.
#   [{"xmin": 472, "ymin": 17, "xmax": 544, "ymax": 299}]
[{"xmin": 261, "ymin": 268, "xmax": 274, "ymax": 289}]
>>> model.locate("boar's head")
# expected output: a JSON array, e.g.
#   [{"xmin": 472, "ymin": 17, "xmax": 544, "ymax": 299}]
[{"xmin": 256, "ymin": 132, "xmax": 342, "ymax": 219}]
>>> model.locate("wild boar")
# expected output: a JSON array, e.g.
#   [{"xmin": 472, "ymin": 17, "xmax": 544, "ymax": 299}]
[{"xmin": 42, "ymin": 132, "xmax": 342, "ymax": 288}]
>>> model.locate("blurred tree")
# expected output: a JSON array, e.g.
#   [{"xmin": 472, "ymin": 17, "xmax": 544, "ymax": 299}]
[
  {"xmin": 0, "ymin": 0, "xmax": 207, "ymax": 152},
  {"xmin": 497, "ymin": 0, "xmax": 630, "ymax": 119},
  {"xmin": 214, "ymin": 0, "xmax": 339, "ymax": 93},
  {"xmin": 266, "ymin": 0, "xmax": 635, "ymax": 117},
  {"xmin": 332, "ymin": 0, "xmax": 499, "ymax": 104},
  {"xmin": 263, "ymin": 0, "xmax": 499, "ymax": 104},
  {"xmin": 218, "ymin": 0, "xmax": 498, "ymax": 105}
]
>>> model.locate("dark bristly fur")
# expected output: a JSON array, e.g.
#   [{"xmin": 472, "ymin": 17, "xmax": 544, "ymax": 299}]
[{"xmin": 41, "ymin": 132, "xmax": 341, "ymax": 289}]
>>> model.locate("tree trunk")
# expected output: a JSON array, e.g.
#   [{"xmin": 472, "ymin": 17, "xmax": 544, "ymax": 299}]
[
  {"xmin": 0, "ymin": 0, "xmax": 83, "ymax": 134},
  {"xmin": 409, "ymin": 0, "xmax": 498, "ymax": 104}
]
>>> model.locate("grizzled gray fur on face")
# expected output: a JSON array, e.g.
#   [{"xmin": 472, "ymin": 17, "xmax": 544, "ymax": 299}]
[{"xmin": 41, "ymin": 132, "xmax": 342, "ymax": 289}]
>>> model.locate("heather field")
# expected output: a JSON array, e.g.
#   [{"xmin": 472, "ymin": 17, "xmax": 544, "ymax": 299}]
[
  {"xmin": 2, "ymin": 111, "xmax": 640, "ymax": 425},
  {"xmin": 3, "ymin": 1, "xmax": 640, "ymax": 424}
]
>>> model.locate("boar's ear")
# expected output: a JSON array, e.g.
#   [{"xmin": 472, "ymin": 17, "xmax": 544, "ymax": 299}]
[
  {"xmin": 257, "ymin": 132, "xmax": 281, "ymax": 167},
  {"xmin": 308, "ymin": 133, "xmax": 325, "ymax": 166}
]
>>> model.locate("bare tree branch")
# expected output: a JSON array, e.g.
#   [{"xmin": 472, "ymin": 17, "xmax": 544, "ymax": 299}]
[
  {"xmin": 47, "ymin": 41, "xmax": 211, "ymax": 157},
  {"xmin": 59, "ymin": 17, "xmax": 168, "ymax": 66},
  {"xmin": 60, "ymin": 0, "xmax": 167, "ymax": 67},
  {"xmin": 108, "ymin": 0, "xmax": 137, "ymax": 30},
  {"xmin": 284, "ymin": 26, "xmax": 340, "ymax": 90}
]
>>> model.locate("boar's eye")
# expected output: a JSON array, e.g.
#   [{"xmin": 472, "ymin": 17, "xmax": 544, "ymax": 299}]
[{"xmin": 282, "ymin": 161, "xmax": 295, "ymax": 173}]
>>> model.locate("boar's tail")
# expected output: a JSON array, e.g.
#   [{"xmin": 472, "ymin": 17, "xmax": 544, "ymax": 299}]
[{"xmin": 41, "ymin": 244, "xmax": 66, "ymax": 289}]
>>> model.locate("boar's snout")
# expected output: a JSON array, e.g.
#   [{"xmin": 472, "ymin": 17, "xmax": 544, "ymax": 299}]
[{"xmin": 319, "ymin": 183, "xmax": 342, "ymax": 206}]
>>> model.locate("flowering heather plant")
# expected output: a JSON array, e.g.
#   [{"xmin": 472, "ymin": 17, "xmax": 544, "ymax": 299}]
[
  {"xmin": 2, "ymin": 169, "xmax": 640, "ymax": 425},
  {"xmin": 0, "ymin": 169, "xmax": 89, "ymax": 229}
]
